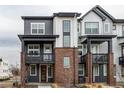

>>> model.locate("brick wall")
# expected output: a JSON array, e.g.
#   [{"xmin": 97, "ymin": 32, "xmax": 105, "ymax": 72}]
[{"xmin": 54, "ymin": 48, "xmax": 78, "ymax": 87}]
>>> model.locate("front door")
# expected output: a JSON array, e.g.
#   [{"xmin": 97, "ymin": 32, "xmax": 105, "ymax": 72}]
[{"xmin": 41, "ymin": 65, "xmax": 47, "ymax": 82}]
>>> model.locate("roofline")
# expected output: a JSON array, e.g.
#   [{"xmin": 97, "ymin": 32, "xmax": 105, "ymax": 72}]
[
  {"xmin": 21, "ymin": 16, "xmax": 53, "ymax": 20},
  {"xmin": 79, "ymin": 5, "xmax": 115, "ymax": 21},
  {"xmin": 113, "ymin": 19, "xmax": 124, "ymax": 23},
  {"xmin": 53, "ymin": 12, "xmax": 81, "ymax": 17}
]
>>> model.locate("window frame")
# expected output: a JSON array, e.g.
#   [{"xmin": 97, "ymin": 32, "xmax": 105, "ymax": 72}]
[
  {"xmin": 63, "ymin": 57, "xmax": 70, "ymax": 68},
  {"xmin": 63, "ymin": 35, "xmax": 70, "ymax": 47},
  {"xmin": 78, "ymin": 64, "xmax": 85, "ymax": 76},
  {"xmin": 63, "ymin": 20, "xmax": 71, "ymax": 32},
  {"xmin": 31, "ymin": 23, "xmax": 45, "ymax": 35},
  {"xmin": 103, "ymin": 64, "xmax": 107, "ymax": 76},
  {"xmin": 30, "ymin": 64, "xmax": 37, "ymax": 76},
  {"xmin": 121, "ymin": 65, "xmax": 124, "ymax": 77},
  {"xmin": 27, "ymin": 44, "xmax": 40, "ymax": 57},
  {"xmin": 85, "ymin": 22, "xmax": 99, "ymax": 34},
  {"xmin": 104, "ymin": 23, "xmax": 110, "ymax": 33},
  {"xmin": 93, "ymin": 64, "xmax": 99, "ymax": 76}
]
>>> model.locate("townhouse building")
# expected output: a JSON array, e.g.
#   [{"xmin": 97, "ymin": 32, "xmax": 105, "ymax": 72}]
[{"xmin": 18, "ymin": 5, "xmax": 124, "ymax": 87}]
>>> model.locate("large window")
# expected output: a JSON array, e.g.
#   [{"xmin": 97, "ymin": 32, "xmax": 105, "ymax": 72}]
[
  {"xmin": 78, "ymin": 64, "xmax": 85, "ymax": 76},
  {"xmin": 63, "ymin": 20, "xmax": 71, "ymax": 47},
  {"xmin": 85, "ymin": 22, "xmax": 99, "ymax": 34},
  {"xmin": 63, "ymin": 57, "xmax": 70, "ymax": 68},
  {"xmin": 28, "ymin": 44, "xmax": 40, "ymax": 56},
  {"xmin": 31, "ymin": 23, "xmax": 45, "ymax": 34},
  {"xmin": 63, "ymin": 36, "xmax": 70, "ymax": 47},
  {"xmin": 63, "ymin": 20, "xmax": 71, "ymax": 32},
  {"xmin": 30, "ymin": 64, "xmax": 37, "ymax": 76}
]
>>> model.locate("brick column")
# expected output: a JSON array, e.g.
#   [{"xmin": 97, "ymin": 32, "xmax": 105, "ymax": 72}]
[
  {"xmin": 85, "ymin": 39, "xmax": 92, "ymax": 84},
  {"xmin": 21, "ymin": 52, "xmax": 26, "ymax": 87},
  {"xmin": 85, "ymin": 53, "xmax": 92, "ymax": 84},
  {"xmin": 107, "ymin": 40, "xmax": 115, "ymax": 86}
]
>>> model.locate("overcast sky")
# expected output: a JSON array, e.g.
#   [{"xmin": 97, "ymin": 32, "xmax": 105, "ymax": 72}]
[{"xmin": 0, "ymin": 5, "xmax": 124, "ymax": 67}]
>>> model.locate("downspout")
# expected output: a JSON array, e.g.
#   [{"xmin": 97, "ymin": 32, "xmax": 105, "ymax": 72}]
[{"xmin": 73, "ymin": 14, "xmax": 77, "ymax": 86}]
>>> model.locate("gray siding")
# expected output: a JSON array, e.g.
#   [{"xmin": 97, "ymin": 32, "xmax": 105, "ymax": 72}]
[{"xmin": 24, "ymin": 19, "xmax": 53, "ymax": 35}]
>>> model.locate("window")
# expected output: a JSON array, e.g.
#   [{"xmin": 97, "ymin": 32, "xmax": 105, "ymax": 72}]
[
  {"xmin": 30, "ymin": 64, "xmax": 37, "ymax": 76},
  {"xmin": 28, "ymin": 44, "xmax": 40, "ymax": 56},
  {"xmin": 85, "ymin": 22, "xmax": 99, "ymax": 34},
  {"xmin": 122, "ymin": 25, "xmax": 124, "ymax": 36},
  {"xmin": 31, "ymin": 23, "xmax": 45, "ymax": 34},
  {"xmin": 63, "ymin": 57, "xmax": 70, "ymax": 68},
  {"xmin": 121, "ymin": 65, "xmax": 124, "ymax": 77},
  {"xmin": 93, "ymin": 65, "xmax": 99, "ymax": 76},
  {"xmin": 63, "ymin": 20, "xmax": 71, "ymax": 47},
  {"xmin": 104, "ymin": 23, "xmax": 110, "ymax": 33},
  {"xmin": 103, "ymin": 64, "xmax": 107, "ymax": 76},
  {"xmin": 63, "ymin": 36, "xmax": 70, "ymax": 47},
  {"xmin": 48, "ymin": 65, "xmax": 53, "ymax": 77},
  {"xmin": 112, "ymin": 25, "xmax": 116, "ymax": 30},
  {"xmin": 78, "ymin": 64, "xmax": 85, "ymax": 76},
  {"xmin": 63, "ymin": 20, "xmax": 71, "ymax": 32}
]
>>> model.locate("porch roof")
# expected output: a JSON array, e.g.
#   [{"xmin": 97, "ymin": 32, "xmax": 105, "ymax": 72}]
[
  {"xmin": 79, "ymin": 35, "xmax": 116, "ymax": 44},
  {"xmin": 18, "ymin": 35, "xmax": 59, "ymax": 42}
]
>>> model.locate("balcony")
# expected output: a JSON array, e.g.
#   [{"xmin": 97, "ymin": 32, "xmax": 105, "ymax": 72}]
[
  {"xmin": 25, "ymin": 53, "xmax": 55, "ymax": 64},
  {"xmin": 119, "ymin": 57, "xmax": 124, "ymax": 65},
  {"xmin": 80, "ymin": 53, "xmax": 108, "ymax": 64},
  {"xmin": 92, "ymin": 54, "xmax": 108, "ymax": 63}
]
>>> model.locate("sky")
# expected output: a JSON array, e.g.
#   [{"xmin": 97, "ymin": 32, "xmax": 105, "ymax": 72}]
[{"xmin": 0, "ymin": 5, "xmax": 124, "ymax": 67}]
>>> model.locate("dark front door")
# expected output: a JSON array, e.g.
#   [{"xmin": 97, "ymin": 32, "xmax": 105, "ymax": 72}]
[{"xmin": 41, "ymin": 65, "xmax": 47, "ymax": 82}]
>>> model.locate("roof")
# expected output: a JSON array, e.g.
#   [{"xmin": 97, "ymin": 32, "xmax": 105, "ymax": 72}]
[
  {"xmin": 113, "ymin": 19, "xmax": 124, "ymax": 23},
  {"xmin": 53, "ymin": 12, "xmax": 81, "ymax": 17},
  {"xmin": 79, "ymin": 5, "xmax": 115, "ymax": 21},
  {"xmin": 18, "ymin": 35, "xmax": 59, "ymax": 41},
  {"xmin": 21, "ymin": 16, "xmax": 53, "ymax": 20}
]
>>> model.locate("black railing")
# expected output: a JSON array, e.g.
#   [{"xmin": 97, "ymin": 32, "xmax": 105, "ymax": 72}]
[
  {"xmin": 92, "ymin": 54, "xmax": 108, "ymax": 63},
  {"xmin": 26, "ymin": 53, "xmax": 55, "ymax": 63},
  {"xmin": 119, "ymin": 57, "xmax": 124, "ymax": 65}
]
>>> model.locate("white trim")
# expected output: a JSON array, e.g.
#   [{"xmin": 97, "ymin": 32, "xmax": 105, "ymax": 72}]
[
  {"xmin": 31, "ymin": 23, "xmax": 45, "ymax": 35},
  {"xmin": 30, "ymin": 64, "xmax": 37, "ymax": 76},
  {"xmin": 27, "ymin": 44, "xmax": 40, "ymax": 57}
]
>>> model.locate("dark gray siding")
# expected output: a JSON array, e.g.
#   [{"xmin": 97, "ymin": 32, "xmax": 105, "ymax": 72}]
[
  {"xmin": 27, "ymin": 64, "xmax": 39, "ymax": 82},
  {"xmin": 24, "ymin": 19, "xmax": 53, "ymax": 35}
]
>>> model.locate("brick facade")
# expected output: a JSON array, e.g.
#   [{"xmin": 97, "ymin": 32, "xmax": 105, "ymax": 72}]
[
  {"xmin": 54, "ymin": 48, "xmax": 78, "ymax": 87},
  {"xmin": 107, "ymin": 53, "xmax": 116, "ymax": 86}
]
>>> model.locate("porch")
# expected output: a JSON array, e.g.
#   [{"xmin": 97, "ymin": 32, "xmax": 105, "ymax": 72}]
[
  {"xmin": 26, "ymin": 64, "xmax": 54, "ymax": 83},
  {"xmin": 78, "ymin": 35, "xmax": 116, "ymax": 85}
]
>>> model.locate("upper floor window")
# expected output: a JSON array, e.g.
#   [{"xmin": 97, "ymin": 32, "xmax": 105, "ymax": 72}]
[
  {"xmin": 104, "ymin": 23, "xmax": 110, "ymax": 33},
  {"xmin": 122, "ymin": 25, "xmax": 124, "ymax": 36},
  {"xmin": 31, "ymin": 23, "xmax": 45, "ymax": 35},
  {"xmin": 63, "ymin": 20, "xmax": 71, "ymax": 32},
  {"xmin": 85, "ymin": 22, "xmax": 99, "ymax": 34},
  {"xmin": 63, "ymin": 35, "xmax": 70, "ymax": 47},
  {"xmin": 28, "ymin": 44, "xmax": 40, "ymax": 56}
]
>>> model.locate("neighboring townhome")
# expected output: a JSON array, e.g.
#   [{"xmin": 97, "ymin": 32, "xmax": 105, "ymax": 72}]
[
  {"xmin": 18, "ymin": 12, "xmax": 81, "ymax": 87},
  {"xmin": 0, "ymin": 58, "xmax": 10, "ymax": 80},
  {"xmin": 78, "ymin": 5, "xmax": 124, "ymax": 85}
]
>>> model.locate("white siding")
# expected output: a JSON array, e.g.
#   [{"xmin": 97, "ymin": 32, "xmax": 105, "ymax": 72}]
[{"xmin": 53, "ymin": 17, "xmax": 78, "ymax": 47}]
